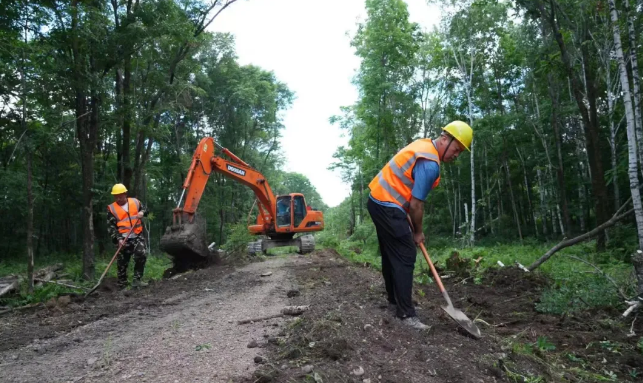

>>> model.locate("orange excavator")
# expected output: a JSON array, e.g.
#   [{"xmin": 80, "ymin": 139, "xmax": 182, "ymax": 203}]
[{"xmin": 160, "ymin": 137, "xmax": 324, "ymax": 269}]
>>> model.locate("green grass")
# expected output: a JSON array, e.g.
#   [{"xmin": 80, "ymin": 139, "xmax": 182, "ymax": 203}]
[
  {"xmin": 321, "ymin": 227, "xmax": 636, "ymax": 315},
  {"xmin": 0, "ymin": 251, "xmax": 172, "ymax": 307}
]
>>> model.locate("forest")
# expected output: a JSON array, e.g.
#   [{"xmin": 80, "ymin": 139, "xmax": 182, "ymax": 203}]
[
  {"xmin": 2, "ymin": 0, "xmax": 643, "ymax": 381},
  {"xmin": 0, "ymin": 0, "xmax": 326, "ymax": 280},
  {"xmin": 322, "ymin": 0, "xmax": 643, "ymax": 309}
]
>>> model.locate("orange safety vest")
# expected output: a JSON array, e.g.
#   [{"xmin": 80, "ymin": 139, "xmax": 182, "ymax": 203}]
[
  {"xmin": 107, "ymin": 198, "xmax": 143, "ymax": 236},
  {"xmin": 368, "ymin": 139, "xmax": 441, "ymax": 212}
]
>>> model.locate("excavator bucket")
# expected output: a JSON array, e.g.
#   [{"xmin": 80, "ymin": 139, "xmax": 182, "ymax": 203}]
[{"xmin": 160, "ymin": 213, "xmax": 218, "ymax": 273}]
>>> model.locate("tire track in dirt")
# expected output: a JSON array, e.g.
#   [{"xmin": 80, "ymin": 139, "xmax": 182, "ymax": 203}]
[{"xmin": 0, "ymin": 257, "xmax": 305, "ymax": 383}]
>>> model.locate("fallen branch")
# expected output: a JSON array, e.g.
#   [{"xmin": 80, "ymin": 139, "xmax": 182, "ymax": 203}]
[
  {"xmin": 238, "ymin": 305, "xmax": 310, "ymax": 325},
  {"xmin": 563, "ymin": 255, "xmax": 628, "ymax": 300},
  {"xmin": 627, "ymin": 314, "xmax": 638, "ymax": 337},
  {"xmin": 237, "ymin": 313, "xmax": 284, "ymax": 325},
  {"xmin": 623, "ymin": 299, "xmax": 641, "ymax": 318},
  {"xmin": 528, "ymin": 198, "xmax": 633, "ymax": 271},
  {"xmin": 34, "ymin": 263, "xmax": 64, "ymax": 281},
  {"xmin": 0, "ymin": 302, "xmax": 42, "ymax": 316},
  {"xmin": 0, "ymin": 278, "xmax": 20, "ymax": 298},
  {"xmin": 34, "ymin": 279, "xmax": 88, "ymax": 291}
]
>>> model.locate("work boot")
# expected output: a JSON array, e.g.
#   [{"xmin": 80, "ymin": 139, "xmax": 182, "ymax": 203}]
[
  {"xmin": 131, "ymin": 279, "xmax": 148, "ymax": 289},
  {"xmin": 117, "ymin": 280, "xmax": 128, "ymax": 290},
  {"xmin": 400, "ymin": 316, "xmax": 430, "ymax": 331}
]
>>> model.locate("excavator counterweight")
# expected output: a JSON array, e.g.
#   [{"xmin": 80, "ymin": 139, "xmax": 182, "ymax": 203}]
[{"xmin": 160, "ymin": 137, "xmax": 324, "ymax": 270}]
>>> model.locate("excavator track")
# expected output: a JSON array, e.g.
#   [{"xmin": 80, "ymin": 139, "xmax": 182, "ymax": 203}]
[
  {"xmin": 246, "ymin": 235, "xmax": 315, "ymax": 256},
  {"xmin": 297, "ymin": 234, "xmax": 315, "ymax": 254},
  {"xmin": 247, "ymin": 239, "xmax": 264, "ymax": 256}
]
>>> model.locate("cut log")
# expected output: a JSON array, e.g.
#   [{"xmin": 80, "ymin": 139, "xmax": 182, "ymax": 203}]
[
  {"xmin": 528, "ymin": 198, "xmax": 633, "ymax": 271},
  {"xmin": 34, "ymin": 279, "xmax": 88, "ymax": 291},
  {"xmin": 238, "ymin": 305, "xmax": 310, "ymax": 324},
  {"xmin": 34, "ymin": 263, "xmax": 63, "ymax": 281},
  {"xmin": 0, "ymin": 276, "xmax": 20, "ymax": 298}
]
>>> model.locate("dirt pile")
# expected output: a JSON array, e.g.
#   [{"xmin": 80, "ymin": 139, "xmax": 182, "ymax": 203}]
[
  {"xmin": 249, "ymin": 251, "xmax": 643, "ymax": 383},
  {"xmin": 248, "ymin": 249, "xmax": 506, "ymax": 383},
  {"xmin": 419, "ymin": 264, "xmax": 643, "ymax": 382}
]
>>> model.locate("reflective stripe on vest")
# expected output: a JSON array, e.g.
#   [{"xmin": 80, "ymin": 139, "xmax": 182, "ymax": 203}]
[
  {"xmin": 368, "ymin": 139, "xmax": 441, "ymax": 212},
  {"xmin": 108, "ymin": 198, "xmax": 143, "ymax": 235}
]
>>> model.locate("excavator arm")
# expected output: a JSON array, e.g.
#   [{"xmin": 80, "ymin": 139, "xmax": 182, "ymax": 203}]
[{"xmin": 176, "ymin": 137, "xmax": 277, "ymax": 232}]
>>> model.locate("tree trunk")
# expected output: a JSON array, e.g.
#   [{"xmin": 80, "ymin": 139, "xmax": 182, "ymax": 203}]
[
  {"xmin": 21, "ymin": 11, "xmax": 34, "ymax": 292},
  {"xmin": 27, "ymin": 145, "xmax": 34, "ymax": 293},
  {"xmin": 537, "ymin": 167, "xmax": 548, "ymax": 236},
  {"xmin": 70, "ymin": 0, "xmax": 98, "ymax": 280},
  {"xmin": 78, "ymin": 95, "xmax": 97, "ymax": 280},
  {"xmin": 537, "ymin": 0, "xmax": 609, "ymax": 249},
  {"xmin": 504, "ymin": 157, "xmax": 523, "ymax": 243},
  {"xmin": 484, "ymin": 146, "xmax": 493, "ymax": 234},
  {"xmin": 607, "ymin": 71, "xmax": 621, "ymax": 211},
  {"xmin": 609, "ymin": 0, "xmax": 643, "ymax": 250},
  {"xmin": 633, "ymin": 250, "xmax": 643, "ymax": 296},
  {"xmin": 548, "ymin": 74, "xmax": 572, "ymax": 234},
  {"xmin": 349, "ymin": 191, "xmax": 355, "ymax": 236},
  {"xmin": 581, "ymin": 29, "xmax": 610, "ymax": 248},
  {"xmin": 121, "ymin": 56, "xmax": 132, "ymax": 189},
  {"xmin": 467, "ymin": 95, "xmax": 476, "ymax": 245},
  {"xmin": 359, "ymin": 163, "xmax": 364, "ymax": 225},
  {"xmin": 517, "ymin": 149, "xmax": 537, "ymax": 236},
  {"xmin": 624, "ymin": 0, "xmax": 643, "ymax": 174},
  {"xmin": 459, "ymin": 167, "xmax": 463, "ymax": 236},
  {"xmin": 577, "ymin": 148, "xmax": 588, "ymax": 233}
]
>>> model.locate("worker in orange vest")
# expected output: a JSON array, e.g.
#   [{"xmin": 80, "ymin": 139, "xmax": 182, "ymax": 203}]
[
  {"xmin": 368, "ymin": 121, "xmax": 473, "ymax": 330},
  {"xmin": 107, "ymin": 183, "xmax": 149, "ymax": 289}
]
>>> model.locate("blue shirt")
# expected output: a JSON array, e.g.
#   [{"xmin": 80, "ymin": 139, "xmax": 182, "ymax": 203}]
[{"xmin": 370, "ymin": 159, "xmax": 440, "ymax": 212}]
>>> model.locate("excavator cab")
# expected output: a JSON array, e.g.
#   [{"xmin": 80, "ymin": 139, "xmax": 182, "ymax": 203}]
[{"xmin": 276, "ymin": 196, "xmax": 291, "ymax": 227}]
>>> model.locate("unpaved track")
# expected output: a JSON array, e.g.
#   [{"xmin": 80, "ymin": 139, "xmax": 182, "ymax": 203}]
[{"xmin": 0, "ymin": 257, "xmax": 301, "ymax": 383}]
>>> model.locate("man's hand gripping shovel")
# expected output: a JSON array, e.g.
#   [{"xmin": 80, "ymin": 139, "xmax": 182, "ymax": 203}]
[
  {"xmin": 85, "ymin": 217, "xmax": 140, "ymax": 298},
  {"xmin": 407, "ymin": 216, "xmax": 481, "ymax": 339}
]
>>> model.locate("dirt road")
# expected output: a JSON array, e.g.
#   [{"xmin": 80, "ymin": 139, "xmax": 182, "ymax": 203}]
[
  {"xmin": 0, "ymin": 257, "xmax": 302, "ymax": 383},
  {"xmin": 1, "ymin": 249, "xmax": 642, "ymax": 383}
]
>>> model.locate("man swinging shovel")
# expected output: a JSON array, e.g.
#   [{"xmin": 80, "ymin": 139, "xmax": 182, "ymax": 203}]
[
  {"xmin": 86, "ymin": 184, "xmax": 149, "ymax": 297},
  {"xmin": 367, "ymin": 121, "xmax": 480, "ymax": 338}
]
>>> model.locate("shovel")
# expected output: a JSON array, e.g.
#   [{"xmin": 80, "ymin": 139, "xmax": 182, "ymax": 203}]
[
  {"xmin": 85, "ymin": 218, "xmax": 139, "ymax": 298},
  {"xmin": 407, "ymin": 217, "xmax": 481, "ymax": 338}
]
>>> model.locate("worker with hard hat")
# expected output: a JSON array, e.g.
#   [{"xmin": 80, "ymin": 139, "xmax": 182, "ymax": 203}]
[
  {"xmin": 367, "ymin": 121, "xmax": 472, "ymax": 330},
  {"xmin": 107, "ymin": 183, "xmax": 149, "ymax": 289}
]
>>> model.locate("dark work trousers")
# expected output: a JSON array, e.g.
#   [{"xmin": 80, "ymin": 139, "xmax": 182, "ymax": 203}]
[{"xmin": 367, "ymin": 197, "xmax": 418, "ymax": 318}]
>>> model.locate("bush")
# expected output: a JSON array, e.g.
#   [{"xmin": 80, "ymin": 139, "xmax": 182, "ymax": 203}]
[
  {"xmin": 222, "ymin": 222, "xmax": 256, "ymax": 253},
  {"xmin": 535, "ymin": 273, "xmax": 623, "ymax": 314}
]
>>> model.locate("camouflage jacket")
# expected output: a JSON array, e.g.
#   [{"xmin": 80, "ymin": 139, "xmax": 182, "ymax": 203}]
[{"xmin": 107, "ymin": 199, "xmax": 148, "ymax": 244}]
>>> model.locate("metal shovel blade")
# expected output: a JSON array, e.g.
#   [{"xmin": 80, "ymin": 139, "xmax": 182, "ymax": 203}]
[
  {"xmin": 419, "ymin": 241, "xmax": 482, "ymax": 339},
  {"xmin": 441, "ymin": 302, "xmax": 481, "ymax": 339}
]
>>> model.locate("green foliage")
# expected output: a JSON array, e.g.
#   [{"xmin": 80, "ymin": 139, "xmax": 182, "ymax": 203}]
[
  {"xmin": 536, "ymin": 275, "xmax": 622, "ymax": 315},
  {"xmin": 221, "ymin": 223, "xmax": 255, "ymax": 254},
  {"xmin": 0, "ymin": 252, "xmax": 171, "ymax": 307},
  {"xmin": 533, "ymin": 336, "xmax": 556, "ymax": 352},
  {"xmin": 195, "ymin": 343, "xmax": 211, "ymax": 351}
]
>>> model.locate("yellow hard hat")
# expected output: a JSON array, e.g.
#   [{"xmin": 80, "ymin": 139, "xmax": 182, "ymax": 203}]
[
  {"xmin": 111, "ymin": 183, "xmax": 128, "ymax": 195},
  {"xmin": 442, "ymin": 120, "xmax": 473, "ymax": 151}
]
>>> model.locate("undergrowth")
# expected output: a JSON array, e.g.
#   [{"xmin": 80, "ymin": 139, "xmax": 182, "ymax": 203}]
[
  {"xmin": 0, "ymin": 251, "xmax": 172, "ymax": 307},
  {"xmin": 319, "ymin": 221, "xmax": 637, "ymax": 315}
]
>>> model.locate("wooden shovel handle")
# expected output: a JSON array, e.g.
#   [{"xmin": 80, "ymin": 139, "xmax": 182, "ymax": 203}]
[
  {"xmin": 86, "ymin": 218, "xmax": 139, "ymax": 296},
  {"xmin": 406, "ymin": 215, "xmax": 446, "ymax": 293},
  {"xmin": 418, "ymin": 242, "xmax": 446, "ymax": 294}
]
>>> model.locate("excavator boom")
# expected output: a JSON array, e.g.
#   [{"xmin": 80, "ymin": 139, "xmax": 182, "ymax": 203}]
[{"xmin": 179, "ymin": 137, "xmax": 277, "ymax": 230}]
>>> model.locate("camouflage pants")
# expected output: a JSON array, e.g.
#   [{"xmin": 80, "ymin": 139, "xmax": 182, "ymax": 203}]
[{"xmin": 116, "ymin": 236, "xmax": 147, "ymax": 287}]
